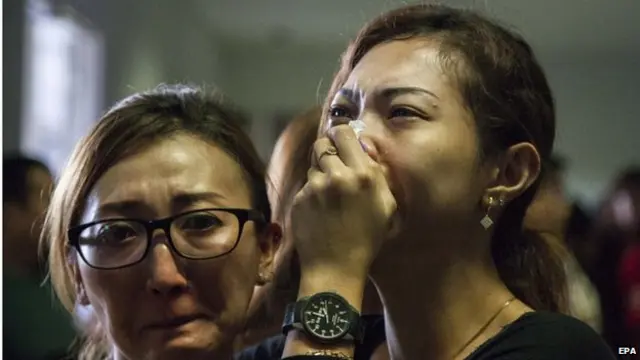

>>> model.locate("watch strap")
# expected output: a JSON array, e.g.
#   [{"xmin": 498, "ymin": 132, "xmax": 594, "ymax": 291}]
[{"xmin": 282, "ymin": 299, "xmax": 307, "ymax": 335}]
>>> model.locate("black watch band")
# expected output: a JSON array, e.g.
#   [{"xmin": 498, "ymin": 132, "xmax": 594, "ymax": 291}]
[{"xmin": 282, "ymin": 292, "xmax": 363, "ymax": 344}]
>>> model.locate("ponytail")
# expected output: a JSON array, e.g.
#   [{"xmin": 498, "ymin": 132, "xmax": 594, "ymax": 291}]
[{"xmin": 492, "ymin": 185, "xmax": 569, "ymax": 313}]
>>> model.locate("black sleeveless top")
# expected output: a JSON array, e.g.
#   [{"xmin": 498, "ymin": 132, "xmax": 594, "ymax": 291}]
[{"xmin": 235, "ymin": 312, "xmax": 616, "ymax": 360}]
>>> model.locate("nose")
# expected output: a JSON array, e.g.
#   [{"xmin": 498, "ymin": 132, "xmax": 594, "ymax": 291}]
[
  {"xmin": 354, "ymin": 113, "xmax": 384, "ymax": 163},
  {"xmin": 326, "ymin": 112, "xmax": 384, "ymax": 162},
  {"xmin": 145, "ymin": 232, "xmax": 190, "ymax": 296},
  {"xmin": 359, "ymin": 135, "xmax": 381, "ymax": 163}
]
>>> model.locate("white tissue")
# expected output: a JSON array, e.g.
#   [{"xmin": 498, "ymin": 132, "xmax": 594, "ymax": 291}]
[{"xmin": 349, "ymin": 120, "xmax": 366, "ymax": 138}]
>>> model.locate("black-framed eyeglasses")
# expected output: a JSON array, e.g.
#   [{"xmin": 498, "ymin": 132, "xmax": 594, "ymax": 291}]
[{"xmin": 68, "ymin": 208, "xmax": 265, "ymax": 270}]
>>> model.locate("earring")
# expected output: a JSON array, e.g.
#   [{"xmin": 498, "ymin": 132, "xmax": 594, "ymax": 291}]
[
  {"xmin": 480, "ymin": 196, "xmax": 496, "ymax": 230},
  {"xmin": 256, "ymin": 272, "xmax": 269, "ymax": 285},
  {"xmin": 480, "ymin": 195, "xmax": 506, "ymax": 230}
]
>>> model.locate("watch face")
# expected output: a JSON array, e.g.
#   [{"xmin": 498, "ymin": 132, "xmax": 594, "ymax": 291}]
[{"xmin": 301, "ymin": 293, "xmax": 352, "ymax": 341}]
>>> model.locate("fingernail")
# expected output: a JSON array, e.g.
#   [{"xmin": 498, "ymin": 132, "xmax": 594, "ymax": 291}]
[{"xmin": 360, "ymin": 140, "xmax": 370, "ymax": 152}]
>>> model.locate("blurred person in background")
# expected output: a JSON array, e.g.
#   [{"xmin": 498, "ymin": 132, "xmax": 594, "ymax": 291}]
[
  {"xmin": 42, "ymin": 84, "xmax": 281, "ymax": 360},
  {"xmin": 524, "ymin": 156, "xmax": 602, "ymax": 332},
  {"xmin": 235, "ymin": 107, "xmax": 388, "ymax": 360},
  {"xmin": 3, "ymin": 154, "xmax": 77, "ymax": 359},
  {"xmin": 591, "ymin": 168, "xmax": 640, "ymax": 348}
]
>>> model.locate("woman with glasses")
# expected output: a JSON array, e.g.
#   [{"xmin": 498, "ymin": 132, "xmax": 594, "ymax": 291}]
[{"xmin": 42, "ymin": 84, "xmax": 281, "ymax": 360}]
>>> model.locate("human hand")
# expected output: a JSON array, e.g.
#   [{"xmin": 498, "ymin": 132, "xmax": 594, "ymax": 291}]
[{"xmin": 290, "ymin": 124, "xmax": 397, "ymax": 283}]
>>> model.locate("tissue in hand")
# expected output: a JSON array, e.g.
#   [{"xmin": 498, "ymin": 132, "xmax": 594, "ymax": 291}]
[{"xmin": 349, "ymin": 120, "xmax": 366, "ymax": 138}]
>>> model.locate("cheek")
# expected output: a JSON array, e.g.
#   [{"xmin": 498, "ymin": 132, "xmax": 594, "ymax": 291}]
[
  {"xmin": 191, "ymin": 232, "xmax": 261, "ymax": 318},
  {"xmin": 79, "ymin": 265, "xmax": 137, "ymax": 333},
  {"xmin": 386, "ymin": 126, "xmax": 481, "ymax": 215}
]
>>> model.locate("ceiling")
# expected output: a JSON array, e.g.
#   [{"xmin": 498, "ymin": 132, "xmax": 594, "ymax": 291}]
[{"xmin": 196, "ymin": 0, "xmax": 640, "ymax": 58}]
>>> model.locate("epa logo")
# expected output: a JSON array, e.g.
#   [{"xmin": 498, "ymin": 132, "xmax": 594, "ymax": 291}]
[{"xmin": 619, "ymin": 347, "xmax": 637, "ymax": 355}]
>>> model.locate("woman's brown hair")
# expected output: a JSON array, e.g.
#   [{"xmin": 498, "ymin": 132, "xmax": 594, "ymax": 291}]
[
  {"xmin": 321, "ymin": 4, "xmax": 568, "ymax": 312},
  {"xmin": 42, "ymin": 84, "xmax": 270, "ymax": 359}
]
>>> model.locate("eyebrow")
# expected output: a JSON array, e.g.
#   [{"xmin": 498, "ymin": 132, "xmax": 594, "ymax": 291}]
[
  {"xmin": 171, "ymin": 191, "xmax": 225, "ymax": 208},
  {"xmin": 97, "ymin": 191, "xmax": 226, "ymax": 216},
  {"xmin": 380, "ymin": 87, "xmax": 439, "ymax": 100},
  {"xmin": 337, "ymin": 86, "xmax": 439, "ymax": 102}
]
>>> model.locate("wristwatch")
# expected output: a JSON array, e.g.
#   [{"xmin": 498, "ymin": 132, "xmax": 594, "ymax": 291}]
[{"xmin": 282, "ymin": 291, "xmax": 363, "ymax": 344}]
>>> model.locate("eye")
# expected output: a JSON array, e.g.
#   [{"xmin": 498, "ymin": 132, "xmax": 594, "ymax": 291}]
[
  {"xmin": 179, "ymin": 213, "xmax": 222, "ymax": 232},
  {"xmin": 328, "ymin": 105, "xmax": 354, "ymax": 120},
  {"xmin": 389, "ymin": 106, "xmax": 423, "ymax": 119},
  {"xmin": 92, "ymin": 223, "xmax": 139, "ymax": 245}
]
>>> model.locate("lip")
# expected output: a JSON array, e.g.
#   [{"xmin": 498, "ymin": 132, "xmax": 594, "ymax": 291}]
[{"xmin": 144, "ymin": 314, "xmax": 206, "ymax": 330}]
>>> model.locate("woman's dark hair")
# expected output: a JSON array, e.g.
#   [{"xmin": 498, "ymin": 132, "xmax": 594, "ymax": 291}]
[
  {"xmin": 43, "ymin": 84, "xmax": 269, "ymax": 360},
  {"xmin": 321, "ymin": 4, "xmax": 567, "ymax": 312}
]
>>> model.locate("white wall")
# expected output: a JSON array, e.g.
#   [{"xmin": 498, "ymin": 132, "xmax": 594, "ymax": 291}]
[
  {"xmin": 216, "ymin": 37, "xmax": 345, "ymax": 158},
  {"xmin": 546, "ymin": 56, "xmax": 640, "ymax": 208},
  {"xmin": 75, "ymin": 0, "xmax": 222, "ymax": 106},
  {"xmin": 217, "ymin": 37, "xmax": 640, "ymax": 209},
  {"xmin": 4, "ymin": 0, "xmax": 27, "ymax": 153},
  {"xmin": 17, "ymin": 1, "xmax": 638, "ymax": 209}
]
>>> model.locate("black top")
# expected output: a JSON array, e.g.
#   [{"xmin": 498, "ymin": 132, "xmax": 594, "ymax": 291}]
[
  {"xmin": 467, "ymin": 311, "xmax": 615, "ymax": 359},
  {"xmin": 236, "ymin": 312, "xmax": 615, "ymax": 360}
]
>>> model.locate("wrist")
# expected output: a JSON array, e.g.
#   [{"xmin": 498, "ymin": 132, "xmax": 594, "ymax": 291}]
[{"xmin": 298, "ymin": 268, "xmax": 367, "ymax": 311}]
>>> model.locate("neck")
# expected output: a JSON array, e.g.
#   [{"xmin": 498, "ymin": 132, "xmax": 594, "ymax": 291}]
[{"xmin": 371, "ymin": 235, "xmax": 526, "ymax": 360}]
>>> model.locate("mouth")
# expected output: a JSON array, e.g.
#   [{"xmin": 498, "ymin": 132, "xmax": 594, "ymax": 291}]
[{"xmin": 145, "ymin": 314, "xmax": 207, "ymax": 331}]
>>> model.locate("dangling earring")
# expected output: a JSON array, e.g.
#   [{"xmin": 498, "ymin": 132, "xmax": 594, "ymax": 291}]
[
  {"xmin": 480, "ymin": 195, "xmax": 506, "ymax": 230},
  {"xmin": 480, "ymin": 196, "xmax": 496, "ymax": 230}
]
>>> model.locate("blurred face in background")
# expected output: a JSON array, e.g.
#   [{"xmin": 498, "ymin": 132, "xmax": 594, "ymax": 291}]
[{"xmin": 3, "ymin": 165, "xmax": 53, "ymax": 273}]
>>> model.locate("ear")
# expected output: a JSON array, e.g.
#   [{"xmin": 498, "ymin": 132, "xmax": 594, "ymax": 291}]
[
  {"xmin": 485, "ymin": 142, "xmax": 541, "ymax": 202},
  {"xmin": 255, "ymin": 223, "xmax": 283, "ymax": 285}
]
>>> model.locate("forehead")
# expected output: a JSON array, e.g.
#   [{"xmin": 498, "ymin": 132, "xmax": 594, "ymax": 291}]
[
  {"xmin": 93, "ymin": 134, "xmax": 251, "ymax": 205},
  {"xmin": 342, "ymin": 39, "xmax": 455, "ymax": 96}
]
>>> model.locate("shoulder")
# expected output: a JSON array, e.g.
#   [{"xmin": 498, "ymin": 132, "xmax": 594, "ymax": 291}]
[{"xmin": 470, "ymin": 311, "xmax": 616, "ymax": 360}]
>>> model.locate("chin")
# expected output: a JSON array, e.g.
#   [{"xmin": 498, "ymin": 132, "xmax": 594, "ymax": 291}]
[
  {"xmin": 145, "ymin": 340, "xmax": 228, "ymax": 360},
  {"xmin": 143, "ymin": 323, "xmax": 232, "ymax": 360}
]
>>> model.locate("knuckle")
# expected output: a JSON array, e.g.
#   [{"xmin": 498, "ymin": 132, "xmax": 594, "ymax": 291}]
[
  {"xmin": 312, "ymin": 140, "xmax": 325, "ymax": 155},
  {"xmin": 306, "ymin": 168, "xmax": 316, "ymax": 181},
  {"xmin": 308, "ymin": 174, "xmax": 328, "ymax": 192},
  {"xmin": 328, "ymin": 171, "xmax": 357, "ymax": 192},
  {"xmin": 328, "ymin": 171, "xmax": 347, "ymax": 185},
  {"xmin": 353, "ymin": 169, "xmax": 375, "ymax": 187},
  {"xmin": 312, "ymin": 138, "xmax": 331, "ymax": 155}
]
